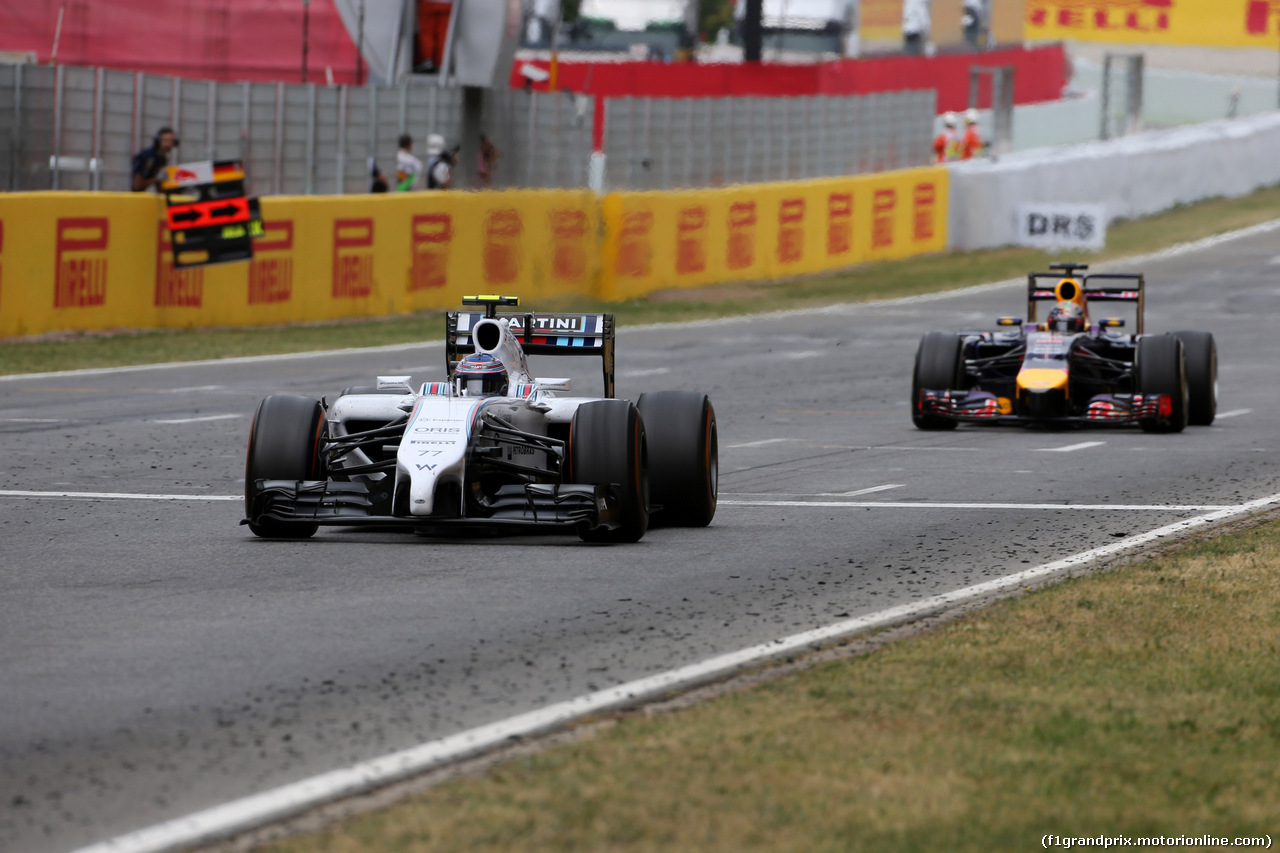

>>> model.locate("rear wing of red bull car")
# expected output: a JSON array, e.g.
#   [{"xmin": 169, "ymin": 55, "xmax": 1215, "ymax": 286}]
[
  {"xmin": 1027, "ymin": 263, "xmax": 1145, "ymax": 334},
  {"xmin": 445, "ymin": 295, "xmax": 617, "ymax": 398}
]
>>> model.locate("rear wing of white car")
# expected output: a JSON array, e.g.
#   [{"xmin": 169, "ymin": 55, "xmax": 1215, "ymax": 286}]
[
  {"xmin": 445, "ymin": 295, "xmax": 617, "ymax": 398},
  {"xmin": 1027, "ymin": 264, "xmax": 1145, "ymax": 334}
]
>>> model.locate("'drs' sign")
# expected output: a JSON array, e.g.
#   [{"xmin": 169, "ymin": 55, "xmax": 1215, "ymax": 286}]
[{"xmin": 1016, "ymin": 203, "xmax": 1106, "ymax": 251}]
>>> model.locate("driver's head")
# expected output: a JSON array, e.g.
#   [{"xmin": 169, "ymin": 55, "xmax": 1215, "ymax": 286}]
[
  {"xmin": 454, "ymin": 353, "xmax": 508, "ymax": 397},
  {"xmin": 1046, "ymin": 300, "xmax": 1085, "ymax": 333}
]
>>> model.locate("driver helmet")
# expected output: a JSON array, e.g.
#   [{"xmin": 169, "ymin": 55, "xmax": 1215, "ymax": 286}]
[
  {"xmin": 1046, "ymin": 300, "xmax": 1085, "ymax": 333},
  {"xmin": 454, "ymin": 353, "xmax": 509, "ymax": 397}
]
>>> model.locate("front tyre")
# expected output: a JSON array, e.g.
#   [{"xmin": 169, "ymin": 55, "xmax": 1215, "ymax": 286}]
[
  {"xmin": 245, "ymin": 394, "xmax": 326, "ymax": 538},
  {"xmin": 568, "ymin": 400, "xmax": 649, "ymax": 543},
  {"xmin": 912, "ymin": 331, "xmax": 962, "ymax": 430},
  {"xmin": 1135, "ymin": 335, "xmax": 1188, "ymax": 434},
  {"xmin": 1171, "ymin": 330, "xmax": 1217, "ymax": 426},
  {"xmin": 636, "ymin": 391, "xmax": 717, "ymax": 528}
]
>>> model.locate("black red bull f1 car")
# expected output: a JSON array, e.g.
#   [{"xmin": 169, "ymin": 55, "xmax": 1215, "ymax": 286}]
[{"xmin": 912, "ymin": 263, "xmax": 1217, "ymax": 432}]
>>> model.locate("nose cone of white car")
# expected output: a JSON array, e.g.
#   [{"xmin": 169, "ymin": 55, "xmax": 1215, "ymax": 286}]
[{"xmin": 397, "ymin": 396, "xmax": 479, "ymax": 516}]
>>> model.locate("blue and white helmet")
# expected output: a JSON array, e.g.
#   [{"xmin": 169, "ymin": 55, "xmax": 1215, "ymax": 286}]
[{"xmin": 454, "ymin": 353, "xmax": 508, "ymax": 397}]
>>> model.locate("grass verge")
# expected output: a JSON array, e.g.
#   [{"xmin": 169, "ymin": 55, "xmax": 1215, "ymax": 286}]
[
  {"xmin": 6, "ymin": 183, "xmax": 1280, "ymax": 376},
  {"xmin": 250, "ymin": 514, "xmax": 1280, "ymax": 853}
]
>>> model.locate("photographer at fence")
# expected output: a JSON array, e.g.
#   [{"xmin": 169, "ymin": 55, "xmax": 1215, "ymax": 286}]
[
  {"xmin": 425, "ymin": 134, "xmax": 456, "ymax": 190},
  {"xmin": 131, "ymin": 127, "xmax": 178, "ymax": 192}
]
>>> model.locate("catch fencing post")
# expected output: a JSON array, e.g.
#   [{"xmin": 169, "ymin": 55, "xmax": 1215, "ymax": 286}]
[
  {"xmin": 274, "ymin": 81, "xmax": 285, "ymax": 195},
  {"xmin": 337, "ymin": 85, "xmax": 348, "ymax": 194},
  {"xmin": 51, "ymin": 64, "xmax": 64, "ymax": 189},
  {"xmin": 91, "ymin": 67, "xmax": 104, "ymax": 190},
  {"xmin": 207, "ymin": 81, "xmax": 218, "ymax": 161}
]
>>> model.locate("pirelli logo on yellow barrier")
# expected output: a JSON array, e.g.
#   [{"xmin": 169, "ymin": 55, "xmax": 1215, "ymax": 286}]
[
  {"xmin": 0, "ymin": 171, "xmax": 946, "ymax": 339},
  {"xmin": 1025, "ymin": 0, "xmax": 1280, "ymax": 48},
  {"xmin": 598, "ymin": 167, "xmax": 949, "ymax": 301},
  {"xmin": 249, "ymin": 220, "xmax": 295, "ymax": 305},
  {"xmin": 332, "ymin": 218, "xmax": 376, "ymax": 300},
  {"xmin": 55, "ymin": 218, "xmax": 110, "ymax": 309},
  {"xmin": 410, "ymin": 214, "xmax": 452, "ymax": 292},
  {"xmin": 155, "ymin": 222, "xmax": 204, "ymax": 308}
]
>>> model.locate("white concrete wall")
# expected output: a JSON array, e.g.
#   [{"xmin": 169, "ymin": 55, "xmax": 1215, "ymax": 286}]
[{"xmin": 946, "ymin": 111, "xmax": 1280, "ymax": 251}]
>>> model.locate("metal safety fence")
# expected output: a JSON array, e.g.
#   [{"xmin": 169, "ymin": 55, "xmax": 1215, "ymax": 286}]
[
  {"xmin": 1, "ymin": 63, "xmax": 935, "ymax": 194},
  {"xmin": 602, "ymin": 90, "xmax": 935, "ymax": 190}
]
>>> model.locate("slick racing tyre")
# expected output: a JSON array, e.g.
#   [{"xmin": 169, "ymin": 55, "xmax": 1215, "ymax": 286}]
[
  {"xmin": 245, "ymin": 394, "xmax": 326, "ymax": 539},
  {"xmin": 568, "ymin": 400, "xmax": 649, "ymax": 543},
  {"xmin": 636, "ymin": 390, "xmax": 717, "ymax": 528},
  {"xmin": 1135, "ymin": 335, "xmax": 1188, "ymax": 434},
  {"xmin": 1171, "ymin": 330, "xmax": 1217, "ymax": 426},
  {"xmin": 911, "ymin": 331, "xmax": 963, "ymax": 430}
]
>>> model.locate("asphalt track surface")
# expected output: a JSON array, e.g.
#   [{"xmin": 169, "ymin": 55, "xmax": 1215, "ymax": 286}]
[{"xmin": 4, "ymin": 226, "xmax": 1280, "ymax": 853}]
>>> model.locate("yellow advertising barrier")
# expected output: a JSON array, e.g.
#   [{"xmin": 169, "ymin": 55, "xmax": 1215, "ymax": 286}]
[
  {"xmin": 0, "ymin": 190, "xmax": 601, "ymax": 338},
  {"xmin": 0, "ymin": 167, "xmax": 947, "ymax": 338},
  {"xmin": 599, "ymin": 168, "xmax": 949, "ymax": 301},
  {"xmin": 1024, "ymin": 0, "xmax": 1280, "ymax": 49}
]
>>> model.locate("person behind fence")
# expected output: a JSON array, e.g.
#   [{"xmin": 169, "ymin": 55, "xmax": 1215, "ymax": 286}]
[
  {"xmin": 901, "ymin": 0, "xmax": 932, "ymax": 56},
  {"xmin": 962, "ymin": 0, "xmax": 986, "ymax": 50},
  {"xmin": 369, "ymin": 158, "xmax": 389, "ymax": 193},
  {"xmin": 395, "ymin": 134, "xmax": 423, "ymax": 191},
  {"xmin": 425, "ymin": 134, "xmax": 455, "ymax": 190},
  {"xmin": 961, "ymin": 109, "xmax": 984, "ymax": 159},
  {"xmin": 131, "ymin": 126, "xmax": 178, "ymax": 192},
  {"xmin": 477, "ymin": 133, "xmax": 501, "ymax": 187},
  {"xmin": 933, "ymin": 112, "xmax": 959, "ymax": 163}
]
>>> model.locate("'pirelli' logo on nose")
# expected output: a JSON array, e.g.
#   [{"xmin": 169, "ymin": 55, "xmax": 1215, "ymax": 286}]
[{"xmin": 55, "ymin": 218, "xmax": 109, "ymax": 308}]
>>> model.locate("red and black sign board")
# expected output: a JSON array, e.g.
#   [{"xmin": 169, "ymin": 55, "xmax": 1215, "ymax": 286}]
[
  {"xmin": 162, "ymin": 159, "xmax": 264, "ymax": 268},
  {"xmin": 165, "ymin": 196, "xmax": 252, "ymax": 232}
]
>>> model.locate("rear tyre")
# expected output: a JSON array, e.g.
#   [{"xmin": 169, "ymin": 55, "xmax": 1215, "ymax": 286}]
[
  {"xmin": 1135, "ymin": 335, "xmax": 1188, "ymax": 434},
  {"xmin": 636, "ymin": 391, "xmax": 717, "ymax": 528},
  {"xmin": 1171, "ymin": 330, "xmax": 1217, "ymax": 426},
  {"xmin": 568, "ymin": 400, "xmax": 649, "ymax": 543},
  {"xmin": 911, "ymin": 331, "xmax": 962, "ymax": 430},
  {"xmin": 245, "ymin": 394, "xmax": 326, "ymax": 538}
]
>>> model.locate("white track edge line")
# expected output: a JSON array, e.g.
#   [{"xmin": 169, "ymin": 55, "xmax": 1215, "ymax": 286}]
[
  {"xmin": 13, "ymin": 217, "xmax": 1280, "ymax": 384},
  {"xmin": 718, "ymin": 500, "xmax": 1234, "ymax": 511},
  {"xmin": 0, "ymin": 490, "xmax": 240, "ymax": 501},
  {"xmin": 72, "ymin": 492, "xmax": 1280, "ymax": 853}
]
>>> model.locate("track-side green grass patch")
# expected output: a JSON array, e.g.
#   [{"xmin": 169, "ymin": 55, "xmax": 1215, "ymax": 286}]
[
  {"xmin": 5, "ymin": 183, "xmax": 1280, "ymax": 376},
  {"xmin": 251, "ymin": 515, "xmax": 1280, "ymax": 853}
]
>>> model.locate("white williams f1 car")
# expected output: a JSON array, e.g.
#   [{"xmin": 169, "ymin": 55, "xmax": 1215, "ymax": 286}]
[{"xmin": 243, "ymin": 296, "xmax": 717, "ymax": 542}]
